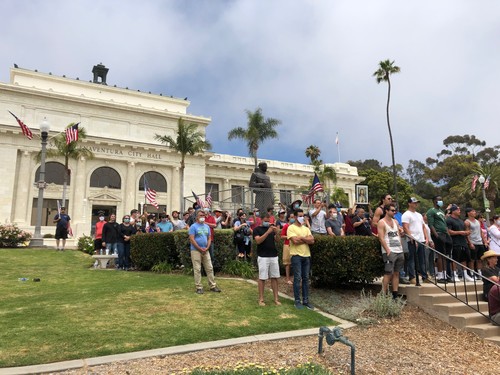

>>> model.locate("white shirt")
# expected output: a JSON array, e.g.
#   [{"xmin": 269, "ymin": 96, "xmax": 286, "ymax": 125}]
[
  {"xmin": 309, "ymin": 209, "xmax": 327, "ymax": 234},
  {"xmin": 402, "ymin": 210, "xmax": 425, "ymax": 242}
]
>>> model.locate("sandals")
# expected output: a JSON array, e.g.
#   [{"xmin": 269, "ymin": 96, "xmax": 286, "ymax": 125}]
[{"xmin": 258, "ymin": 300, "xmax": 266, "ymax": 306}]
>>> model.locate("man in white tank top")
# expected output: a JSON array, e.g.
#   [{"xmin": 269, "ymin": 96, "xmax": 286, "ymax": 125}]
[{"xmin": 378, "ymin": 203, "xmax": 405, "ymax": 299}]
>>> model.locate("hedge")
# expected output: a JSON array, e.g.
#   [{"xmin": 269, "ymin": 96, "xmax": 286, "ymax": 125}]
[{"xmin": 130, "ymin": 230, "xmax": 384, "ymax": 286}]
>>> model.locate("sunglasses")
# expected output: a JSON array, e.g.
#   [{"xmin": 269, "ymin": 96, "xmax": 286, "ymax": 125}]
[{"xmin": 389, "ymin": 209, "xmax": 396, "ymax": 212}]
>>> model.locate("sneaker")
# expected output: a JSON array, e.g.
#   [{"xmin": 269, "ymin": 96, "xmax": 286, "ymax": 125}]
[
  {"xmin": 423, "ymin": 277, "xmax": 433, "ymax": 284},
  {"xmin": 437, "ymin": 278, "xmax": 448, "ymax": 284},
  {"xmin": 196, "ymin": 289, "xmax": 204, "ymax": 294},
  {"xmin": 409, "ymin": 278, "xmax": 416, "ymax": 285},
  {"xmin": 399, "ymin": 277, "xmax": 410, "ymax": 285},
  {"xmin": 464, "ymin": 274, "xmax": 474, "ymax": 282},
  {"xmin": 451, "ymin": 276, "xmax": 460, "ymax": 283},
  {"xmin": 294, "ymin": 301, "xmax": 304, "ymax": 309},
  {"xmin": 210, "ymin": 287, "xmax": 222, "ymax": 293},
  {"xmin": 475, "ymin": 274, "xmax": 482, "ymax": 281},
  {"xmin": 303, "ymin": 302, "xmax": 314, "ymax": 310}
]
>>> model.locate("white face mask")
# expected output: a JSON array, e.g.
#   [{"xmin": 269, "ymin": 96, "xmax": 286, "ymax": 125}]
[
  {"xmin": 199, "ymin": 217, "xmax": 205, "ymax": 223},
  {"xmin": 99, "ymin": 216, "xmax": 105, "ymax": 221},
  {"xmin": 496, "ymin": 220, "xmax": 500, "ymax": 226},
  {"xmin": 297, "ymin": 216, "xmax": 305, "ymax": 224}
]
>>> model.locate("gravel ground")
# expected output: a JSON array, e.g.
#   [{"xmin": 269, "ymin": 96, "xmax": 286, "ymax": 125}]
[{"xmin": 55, "ymin": 282, "xmax": 500, "ymax": 375}]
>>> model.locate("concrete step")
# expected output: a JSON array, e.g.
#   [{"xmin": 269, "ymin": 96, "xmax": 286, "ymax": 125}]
[
  {"xmin": 485, "ymin": 336, "xmax": 500, "ymax": 346},
  {"xmin": 433, "ymin": 301, "xmax": 489, "ymax": 315},
  {"xmin": 419, "ymin": 292, "xmax": 483, "ymax": 306},
  {"xmin": 464, "ymin": 323, "xmax": 500, "ymax": 338},
  {"xmin": 449, "ymin": 312, "xmax": 491, "ymax": 329}
]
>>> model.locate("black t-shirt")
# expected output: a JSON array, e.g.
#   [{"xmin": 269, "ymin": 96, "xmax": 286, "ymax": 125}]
[
  {"xmin": 482, "ymin": 266, "xmax": 500, "ymax": 299},
  {"xmin": 446, "ymin": 216, "xmax": 468, "ymax": 247},
  {"xmin": 252, "ymin": 226, "xmax": 278, "ymax": 257},
  {"xmin": 353, "ymin": 216, "xmax": 372, "ymax": 236}
]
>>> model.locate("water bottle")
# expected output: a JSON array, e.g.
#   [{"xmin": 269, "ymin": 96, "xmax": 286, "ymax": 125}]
[{"xmin": 18, "ymin": 278, "xmax": 28, "ymax": 281}]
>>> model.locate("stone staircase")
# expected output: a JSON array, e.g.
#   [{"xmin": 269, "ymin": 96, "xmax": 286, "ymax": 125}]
[{"xmin": 399, "ymin": 282, "xmax": 500, "ymax": 346}]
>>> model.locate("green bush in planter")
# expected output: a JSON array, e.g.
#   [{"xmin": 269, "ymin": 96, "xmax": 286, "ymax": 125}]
[{"xmin": 130, "ymin": 232, "xmax": 173, "ymax": 270}]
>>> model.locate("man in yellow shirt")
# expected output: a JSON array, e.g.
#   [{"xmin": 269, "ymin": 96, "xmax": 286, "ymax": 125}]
[{"xmin": 287, "ymin": 208, "xmax": 315, "ymax": 309}]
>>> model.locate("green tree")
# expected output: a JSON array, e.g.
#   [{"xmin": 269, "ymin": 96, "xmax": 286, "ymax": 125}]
[
  {"xmin": 373, "ymin": 59, "xmax": 401, "ymax": 207},
  {"xmin": 227, "ymin": 108, "xmax": 281, "ymax": 169},
  {"xmin": 304, "ymin": 145, "xmax": 337, "ymax": 190},
  {"xmin": 305, "ymin": 145, "xmax": 321, "ymax": 164},
  {"xmin": 330, "ymin": 186, "xmax": 349, "ymax": 207},
  {"xmin": 155, "ymin": 118, "xmax": 211, "ymax": 211},
  {"xmin": 41, "ymin": 124, "xmax": 94, "ymax": 207},
  {"xmin": 359, "ymin": 168, "xmax": 413, "ymax": 209}
]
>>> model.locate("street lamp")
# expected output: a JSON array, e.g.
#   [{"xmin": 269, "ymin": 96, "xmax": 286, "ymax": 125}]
[
  {"xmin": 31, "ymin": 118, "xmax": 50, "ymax": 247},
  {"xmin": 478, "ymin": 175, "xmax": 490, "ymax": 225}
]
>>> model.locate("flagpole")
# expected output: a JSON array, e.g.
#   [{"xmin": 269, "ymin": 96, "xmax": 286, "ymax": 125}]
[{"xmin": 336, "ymin": 132, "xmax": 340, "ymax": 163}]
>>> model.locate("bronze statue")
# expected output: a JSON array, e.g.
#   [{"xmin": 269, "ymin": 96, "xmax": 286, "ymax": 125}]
[{"xmin": 249, "ymin": 162, "xmax": 274, "ymax": 213}]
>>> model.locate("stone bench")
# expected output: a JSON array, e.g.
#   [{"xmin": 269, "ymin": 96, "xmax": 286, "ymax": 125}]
[{"xmin": 92, "ymin": 254, "xmax": 118, "ymax": 269}]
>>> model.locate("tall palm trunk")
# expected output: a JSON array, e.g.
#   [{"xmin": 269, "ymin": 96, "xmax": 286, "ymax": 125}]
[{"xmin": 386, "ymin": 78, "xmax": 399, "ymax": 207}]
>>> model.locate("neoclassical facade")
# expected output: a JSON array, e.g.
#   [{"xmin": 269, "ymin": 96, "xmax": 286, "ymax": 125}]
[{"xmin": 0, "ymin": 66, "xmax": 363, "ymax": 238}]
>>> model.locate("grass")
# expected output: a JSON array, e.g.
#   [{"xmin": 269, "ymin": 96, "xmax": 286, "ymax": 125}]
[{"xmin": 0, "ymin": 249, "xmax": 336, "ymax": 367}]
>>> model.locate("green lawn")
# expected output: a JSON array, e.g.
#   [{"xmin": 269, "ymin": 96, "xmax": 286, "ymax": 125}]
[{"xmin": 0, "ymin": 249, "xmax": 335, "ymax": 367}]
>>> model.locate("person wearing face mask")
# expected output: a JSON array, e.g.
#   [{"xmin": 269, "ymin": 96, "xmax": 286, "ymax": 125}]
[
  {"xmin": 280, "ymin": 213, "xmax": 295, "ymax": 285},
  {"xmin": 426, "ymin": 195, "xmax": 453, "ymax": 283},
  {"xmin": 188, "ymin": 210, "xmax": 221, "ymax": 294},
  {"xmin": 325, "ymin": 208, "xmax": 344, "ymax": 236},
  {"xmin": 102, "ymin": 213, "xmax": 120, "ymax": 258},
  {"xmin": 93, "ymin": 211, "xmax": 107, "ymax": 254},
  {"xmin": 287, "ymin": 208, "xmax": 315, "ymax": 310},
  {"xmin": 118, "ymin": 215, "xmax": 137, "ymax": 270},
  {"xmin": 253, "ymin": 214, "xmax": 281, "ymax": 306}
]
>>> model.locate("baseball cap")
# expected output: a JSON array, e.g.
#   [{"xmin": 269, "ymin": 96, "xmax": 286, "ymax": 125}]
[
  {"xmin": 449, "ymin": 204, "xmax": 460, "ymax": 213},
  {"xmin": 408, "ymin": 197, "xmax": 420, "ymax": 204}
]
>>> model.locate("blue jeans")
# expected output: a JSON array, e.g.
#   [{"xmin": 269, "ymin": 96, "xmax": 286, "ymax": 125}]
[
  {"xmin": 408, "ymin": 240, "xmax": 427, "ymax": 279},
  {"xmin": 117, "ymin": 242, "xmax": 130, "ymax": 269},
  {"xmin": 106, "ymin": 242, "xmax": 118, "ymax": 255},
  {"xmin": 291, "ymin": 255, "xmax": 310, "ymax": 304}
]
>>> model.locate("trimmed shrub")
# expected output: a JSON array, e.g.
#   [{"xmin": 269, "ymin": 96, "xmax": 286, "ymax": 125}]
[
  {"xmin": 310, "ymin": 235, "xmax": 383, "ymax": 287},
  {"xmin": 130, "ymin": 232, "xmax": 172, "ymax": 270},
  {"xmin": 77, "ymin": 234, "xmax": 94, "ymax": 254}
]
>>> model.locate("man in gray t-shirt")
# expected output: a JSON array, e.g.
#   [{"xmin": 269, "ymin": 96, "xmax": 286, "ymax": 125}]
[
  {"xmin": 325, "ymin": 207, "xmax": 344, "ymax": 236},
  {"xmin": 309, "ymin": 199, "xmax": 327, "ymax": 235}
]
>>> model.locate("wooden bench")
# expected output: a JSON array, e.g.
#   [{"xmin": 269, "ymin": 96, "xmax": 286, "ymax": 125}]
[{"xmin": 92, "ymin": 254, "xmax": 118, "ymax": 269}]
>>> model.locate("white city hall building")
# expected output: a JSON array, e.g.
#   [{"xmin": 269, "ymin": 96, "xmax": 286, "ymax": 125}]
[{"xmin": 0, "ymin": 64, "xmax": 363, "ymax": 239}]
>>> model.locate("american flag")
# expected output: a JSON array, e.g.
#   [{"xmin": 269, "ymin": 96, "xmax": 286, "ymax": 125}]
[
  {"xmin": 65, "ymin": 123, "xmax": 79, "ymax": 145},
  {"xmin": 471, "ymin": 175, "xmax": 478, "ymax": 192},
  {"xmin": 192, "ymin": 191, "xmax": 206, "ymax": 208},
  {"xmin": 8, "ymin": 111, "xmax": 33, "ymax": 140},
  {"xmin": 301, "ymin": 193, "xmax": 314, "ymax": 205},
  {"xmin": 310, "ymin": 173, "xmax": 324, "ymax": 194},
  {"xmin": 144, "ymin": 179, "xmax": 159, "ymax": 209},
  {"xmin": 484, "ymin": 176, "xmax": 490, "ymax": 190},
  {"xmin": 205, "ymin": 189, "xmax": 213, "ymax": 208}
]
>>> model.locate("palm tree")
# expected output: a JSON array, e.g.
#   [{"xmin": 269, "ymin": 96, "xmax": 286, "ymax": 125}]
[
  {"xmin": 373, "ymin": 59, "xmax": 401, "ymax": 207},
  {"xmin": 40, "ymin": 123, "xmax": 94, "ymax": 207},
  {"xmin": 305, "ymin": 145, "xmax": 321, "ymax": 164},
  {"xmin": 227, "ymin": 108, "xmax": 281, "ymax": 169},
  {"xmin": 155, "ymin": 118, "xmax": 211, "ymax": 211}
]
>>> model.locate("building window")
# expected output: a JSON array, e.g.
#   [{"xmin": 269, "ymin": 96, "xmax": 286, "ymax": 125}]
[
  {"xmin": 139, "ymin": 172, "xmax": 167, "ymax": 192},
  {"xmin": 279, "ymin": 190, "xmax": 292, "ymax": 206},
  {"xmin": 35, "ymin": 162, "xmax": 69, "ymax": 185},
  {"xmin": 90, "ymin": 167, "xmax": 121, "ymax": 189},
  {"xmin": 31, "ymin": 198, "xmax": 67, "ymax": 227},
  {"xmin": 231, "ymin": 185, "xmax": 244, "ymax": 204},
  {"xmin": 205, "ymin": 183, "xmax": 219, "ymax": 202}
]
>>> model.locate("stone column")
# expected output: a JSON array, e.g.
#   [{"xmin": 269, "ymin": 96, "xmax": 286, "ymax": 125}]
[
  {"xmin": 71, "ymin": 156, "xmax": 87, "ymax": 236},
  {"xmin": 13, "ymin": 150, "xmax": 32, "ymax": 224},
  {"xmin": 125, "ymin": 161, "xmax": 136, "ymax": 212}
]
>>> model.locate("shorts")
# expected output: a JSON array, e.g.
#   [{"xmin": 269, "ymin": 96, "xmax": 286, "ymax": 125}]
[
  {"xmin": 382, "ymin": 252, "xmax": 405, "ymax": 274},
  {"xmin": 55, "ymin": 226, "xmax": 68, "ymax": 240},
  {"xmin": 452, "ymin": 245, "xmax": 471, "ymax": 263},
  {"xmin": 282, "ymin": 244, "xmax": 291, "ymax": 265},
  {"xmin": 258, "ymin": 256, "xmax": 280, "ymax": 280},
  {"xmin": 470, "ymin": 244, "xmax": 486, "ymax": 261},
  {"xmin": 432, "ymin": 232, "xmax": 452, "ymax": 256}
]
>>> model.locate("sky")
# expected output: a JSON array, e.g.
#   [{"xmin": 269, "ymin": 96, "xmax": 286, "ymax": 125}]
[{"xmin": 1, "ymin": 0, "xmax": 499, "ymax": 170}]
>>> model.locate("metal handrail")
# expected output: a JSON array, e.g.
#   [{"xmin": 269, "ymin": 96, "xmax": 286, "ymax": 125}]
[{"xmin": 406, "ymin": 233, "xmax": 500, "ymax": 323}]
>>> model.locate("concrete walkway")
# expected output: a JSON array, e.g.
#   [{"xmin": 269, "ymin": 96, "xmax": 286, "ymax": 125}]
[{"xmin": 0, "ymin": 280, "xmax": 355, "ymax": 375}]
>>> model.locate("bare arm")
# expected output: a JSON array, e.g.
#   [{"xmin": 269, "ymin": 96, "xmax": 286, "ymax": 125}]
[{"xmin": 377, "ymin": 220, "xmax": 390, "ymax": 254}]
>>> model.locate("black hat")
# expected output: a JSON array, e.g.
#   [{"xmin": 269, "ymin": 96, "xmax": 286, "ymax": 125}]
[
  {"xmin": 408, "ymin": 197, "xmax": 420, "ymax": 204},
  {"xmin": 449, "ymin": 204, "xmax": 460, "ymax": 213},
  {"xmin": 465, "ymin": 207, "xmax": 475, "ymax": 214}
]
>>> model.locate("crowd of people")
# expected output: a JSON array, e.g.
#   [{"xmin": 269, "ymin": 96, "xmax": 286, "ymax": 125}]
[{"xmin": 76, "ymin": 193, "xmax": 500, "ymax": 320}]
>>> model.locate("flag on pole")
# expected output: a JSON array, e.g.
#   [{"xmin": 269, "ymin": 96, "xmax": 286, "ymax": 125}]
[
  {"xmin": 335, "ymin": 132, "xmax": 339, "ymax": 145},
  {"xmin": 192, "ymin": 190, "xmax": 206, "ymax": 209},
  {"xmin": 484, "ymin": 176, "xmax": 491, "ymax": 190},
  {"xmin": 205, "ymin": 189, "xmax": 213, "ymax": 208},
  {"xmin": 143, "ymin": 178, "xmax": 159, "ymax": 209},
  {"xmin": 309, "ymin": 173, "xmax": 324, "ymax": 194},
  {"xmin": 8, "ymin": 111, "xmax": 33, "ymax": 140},
  {"xmin": 471, "ymin": 175, "xmax": 478, "ymax": 192},
  {"xmin": 301, "ymin": 193, "xmax": 313, "ymax": 205},
  {"xmin": 65, "ymin": 123, "xmax": 79, "ymax": 145}
]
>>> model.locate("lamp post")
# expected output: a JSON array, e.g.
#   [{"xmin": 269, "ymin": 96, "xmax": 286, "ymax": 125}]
[
  {"xmin": 31, "ymin": 118, "xmax": 50, "ymax": 247},
  {"xmin": 478, "ymin": 175, "xmax": 490, "ymax": 225}
]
